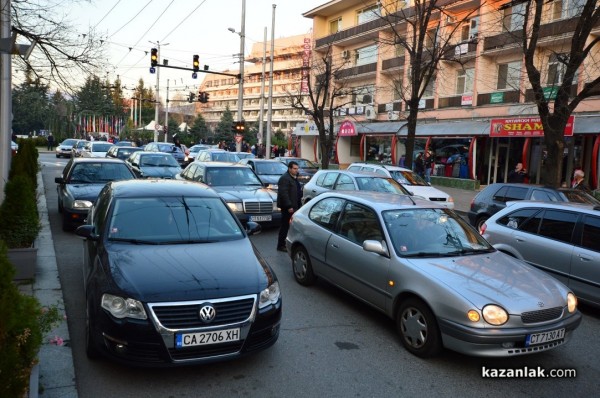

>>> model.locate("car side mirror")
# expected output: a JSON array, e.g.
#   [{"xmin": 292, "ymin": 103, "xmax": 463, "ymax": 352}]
[
  {"xmin": 75, "ymin": 225, "xmax": 99, "ymax": 241},
  {"xmin": 363, "ymin": 240, "xmax": 389, "ymax": 257},
  {"xmin": 245, "ymin": 221, "xmax": 262, "ymax": 236},
  {"xmin": 55, "ymin": 177, "xmax": 65, "ymax": 184}
]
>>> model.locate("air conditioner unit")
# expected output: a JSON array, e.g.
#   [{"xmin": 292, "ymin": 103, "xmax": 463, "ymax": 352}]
[
  {"xmin": 365, "ymin": 105, "xmax": 377, "ymax": 120},
  {"xmin": 388, "ymin": 111, "xmax": 399, "ymax": 121},
  {"xmin": 341, "ymin": 50, "xmax": 350, "ymax": 59},
  {"xmin": 446, "ymin": 15, "xmax": 456, "ymax": 24}
]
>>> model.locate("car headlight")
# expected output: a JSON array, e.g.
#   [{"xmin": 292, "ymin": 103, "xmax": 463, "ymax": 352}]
[
  {"xmin": 482, "ymin": 304, "xmax": 508, "ymax": 325},
  {"xmin": 267, "ymin": 184, "xmax": 278, "ymax": 191},
  {"xmin": 227, "ymin": 202, "xmax": 243, "ymax": 212},
  {"xmin": 101, "ymin": 293, "xmax": 147, "ymax": 319},
  {"xmin": 258, "ymin": 281, "xmax": 280, "ymax": 309},
  {"xmin": 567, "ymin": 292, "xmax": 577, "ymax": 313},
  {"xmin": 447, "ymin": 196, "xmax": 454, "ymax": 203},
  {"xmin": 73, "ymin": 200, "xmax": 93, "ymax": 208}
]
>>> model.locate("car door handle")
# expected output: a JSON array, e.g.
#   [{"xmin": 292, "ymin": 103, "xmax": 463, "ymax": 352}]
[
  {"xmin": 311, "ymin": 189, "xmax": 317, "ymax": 193},
  {"xmin": 331, "ymin": 243, "xmax": 339, "ymax": 249},
  {"xmin": 514, "ymin": 235, "xmax": 526, "ymax": 242},
  {"xmin": 577, "ymin": 254, "xmax": 593, "ymax": 262}
]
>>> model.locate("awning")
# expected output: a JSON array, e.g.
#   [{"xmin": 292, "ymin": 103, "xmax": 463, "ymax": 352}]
[
  {"xmin": 351, "ymin": 120, "xmax": 490, "ymax": 137},
  {"xmin": 573, "ymin": 115, "xmax": 600, "ymax": 134}
]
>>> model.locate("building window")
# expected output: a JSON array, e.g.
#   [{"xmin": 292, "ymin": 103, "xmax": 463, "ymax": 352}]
[
  {"xmin": 547, "ymin": 53, "xmax": 567, "ymax": 85},
  {"xmin": 456, "ymin": 68, "xmax": 474, "ymax": 94},
  {"xmin": 330, "ymin": 17, "xmax": 342, "ymax": 34},
  {"xmin": 548, "ymin": 0, "xmax": 585, "ymax": 21},
  {"xmin": 355, "ymin": 44, "xmax": 378, "ymax": 66},
  {"xmin": 357, "ymin": 4, "xmax": 379, "ymax": 24},
  {"xmin": 497, "ymin": 61, "xmax": 521, "ymax": 90},
  {"xmin": 424, "ymin": 28, "xmax": 438, "ymax": 50},
  {"xmin": 352, "ymin": 85, "xmax": 375, "ymax": 105},
  {"xmin": 393, "ymin": 76, "xmax": 404, "ymax": 100},
  {"xmin": 502, "ymin": 3, "xmax": 525, "ymax": 32},
  {"xmin": 422, "ymin": 76, "xmax": 435, "ymax": 97}
]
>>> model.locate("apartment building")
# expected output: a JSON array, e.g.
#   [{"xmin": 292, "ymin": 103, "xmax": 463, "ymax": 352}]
[
  {"xmin": 195, "ymin": 34, "xmax": 311, "ymax": 138},
  {"xmin": 300, "ymin": 0, "xmax": 600, "ymax": 187}
]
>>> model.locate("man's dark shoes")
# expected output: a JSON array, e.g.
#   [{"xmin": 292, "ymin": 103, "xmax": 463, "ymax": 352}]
[{"xmin": 276, "ymin": 246, "xmax": 287, "ymax": 252}]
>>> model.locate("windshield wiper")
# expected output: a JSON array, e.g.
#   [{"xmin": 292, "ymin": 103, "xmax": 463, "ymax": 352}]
[
  {"xmin": 168, "ymin": 239, "xmax": 219, "ymax": 244},
  {"xmin": 108, "ymin": 238, "xmax": 161, "ymax": 245},
  {"xmin": 444, "ymin": 248, "xmax": 494, "ymax": 256},
  {"xmin": 402, "ymin": 251, "xmax": 440, "ymax": 258}
]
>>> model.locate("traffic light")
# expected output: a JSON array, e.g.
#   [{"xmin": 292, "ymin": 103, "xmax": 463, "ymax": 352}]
[
  {"xmin": 151, "ymin": 48, "xmax": 158, "ymax": 67},
  {"xmin": 188, "ymin": 92, "xmax": 196, "ymax": 103},
  {"xmin": 197, "ymin": 92, "xmax": 210, "ymax": 103},
  {"xmin": 234, "ymin": 121, "xmax": 245, "ymax": 133},
  {"xmin": 193, "ymin": 55, "xmax": 199, "ymax": 72}
]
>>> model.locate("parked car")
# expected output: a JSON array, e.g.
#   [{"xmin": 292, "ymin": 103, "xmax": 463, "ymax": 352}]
[
  {"xmin": 106, "ymin": 145, "xmax": 142, "ymax": 160},
  {"xmin": 81, "ymin": 141, "xmax": 114, "ymax": 158},
  {"xmin": 114, "ymin": 141, "xmax": 134, "ymax": 147},
  {"xmin": 231, "ymin": 151, "xmax": 255, "ymax": 160},
  {"xmin": 126, "ymin": 151, "xmax": 181, "ymax": 179},
  {"xmin": 468, "ymin": 183, "xmax": 600, "ymax": 230},
  {"xmin": 55, "ymin": 158, "xmax": 136, "ymax": 231},
  {"xmin": 144, "ymin": 142, "xmax": 185, "ymax": 165},
  {"xmin": 346, "ymin": 162, "xmax": 454, "ymax": 209},
  {"xmin": 301, "ymin": 169, "xmax": 413, "ymax": 205},
  {"xmin": 11, "ymin": 140, "xmax": 18, "ymax": 155},
  {"xmin": 238, "ymin": 158, "xmax": 288, "ymax": 191},
  {"xmin": 286, "ymin": 191, "xmax": 581, "ymax": 357},
  {"xmin": 178, "ymin": 162, "xmax": 280, "ymax": 226},
  {"xmin": 274, "ymin": 157, "xmax": 319, "ymax": 185},
  {"xmin": 480, "ymin": 200, "xmax": 600, "ymax": 307},
  {"xmin": 55, "ymin": 138, "xmax": 79, "ymax": 158},
  {"xmin": 70, "ymin": 140, "xmax": 90, "ymax": 158},
  {"xmin": 75, "ymin": 179, "xmax": 281, "ymax": 366},
  {"xmin": 185, "ymin": 144, "xmax": 211, "ymax": 164},
  {"xmin": 195, "ymin": 149, "xmax": 241, "ymax": 163}
]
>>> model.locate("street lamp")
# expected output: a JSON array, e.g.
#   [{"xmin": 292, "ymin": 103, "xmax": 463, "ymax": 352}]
[{"xmin": 229, "ymin": 0, "xmax": 246, "ymax": 152}]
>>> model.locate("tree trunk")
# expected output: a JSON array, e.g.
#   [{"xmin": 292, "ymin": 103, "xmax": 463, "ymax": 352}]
[
  {"xmin": 403, "ymin": 105, "xmax": 420, "ymax": 170},
  {"xmin": 541, "ymin": 114, "xmax": 567, "ymax": 187}
]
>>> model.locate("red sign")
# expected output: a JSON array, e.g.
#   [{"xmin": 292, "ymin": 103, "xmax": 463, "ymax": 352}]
[
  {"xmin": 301, "ymin": 38, "xmax": 311, "ymax": 94},
  {"xmin": 338, "ymin": 120, "xmax": 357, "ymax": 137},
  {"xmin": 490, "ymin": 116, "xmax": 574, "ymax": 137}
]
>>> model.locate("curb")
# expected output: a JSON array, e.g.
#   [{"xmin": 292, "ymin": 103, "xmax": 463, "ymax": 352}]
[{"xmin": 34, "ymin": 169, "xmax": 78, "ymax": 397}]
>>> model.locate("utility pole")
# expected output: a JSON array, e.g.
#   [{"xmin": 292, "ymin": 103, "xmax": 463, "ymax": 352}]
[
  {"xmin": 149, "ymin": 40, "xmax": 168, "ymax": 142},
  {"xmin": 0, "ymin": 0, "xmax": 11, "ymax": 203},
  {"xmin": 266, "ymin": 4, "xmax": 276, "ymax": 159},
  {"xmin": 236, "ymin": 0, "xmax": 246, "ymax": 152},
  {"xmin": 258, "ymin": 27, "xmax": 267, "ymax": 146},
  {"xmin": 164, "ymin": 79, "xmax": 169, "ymax": 143}
]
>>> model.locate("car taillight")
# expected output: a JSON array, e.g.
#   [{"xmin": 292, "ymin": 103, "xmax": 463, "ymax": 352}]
[
  {"xmin": 479, "ymin": 223, "xmax": 486, "ymax": 235},
  {"xmin": 470, "ymin": 198, "xmax": 475, "ymax": 210}
]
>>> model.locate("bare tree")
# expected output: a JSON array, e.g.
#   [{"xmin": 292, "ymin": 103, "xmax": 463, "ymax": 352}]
[
  {"xmin": 11, "ymin": 0, "xmax": 105, "ymax": 93},
  {"xmin": 516, "ymin": 0, "xmax": 600, "ymax": 187},
  {"xmin": 377, "ymin": 0, "xmax": 478, "ymax": 169},
  {"xmin": 287, "ymin": 43, "xmax": 359, "ymax": 169}
]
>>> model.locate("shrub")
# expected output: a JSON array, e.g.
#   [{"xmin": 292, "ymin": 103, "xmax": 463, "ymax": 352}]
[
  {"xmin": 0, "ymin": 174, "xmax": 40, "ymax": 248},
  {"xmin": 10, "ymin": 139, "xmax": 39, "ymax": 188},
  {"xmin": 0, "ymin": 242, "xmax": 62, "ymax": 397}
]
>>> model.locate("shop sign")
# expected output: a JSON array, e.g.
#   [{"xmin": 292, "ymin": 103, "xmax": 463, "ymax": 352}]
[
  {"xmin": 461, "ymin": 95, "xmax": 473, "ymax": 106},
  {"xmin": 301, "ymin": 38, "xmax": 311, "ymax": 94},
  {"xmin": 490, "ymin": 116, "xmax": 574, "ymax": 137},
  {"xmin": 490, "ymin": 92, "xmax": 504, "ymax": 104},
  {"xmin": 338, "ymin": 120, "xmax": 357, "ymax": 137},
  {"xmin": 543, "ymin": 86, "xmax": 558, "ymax": 100}
]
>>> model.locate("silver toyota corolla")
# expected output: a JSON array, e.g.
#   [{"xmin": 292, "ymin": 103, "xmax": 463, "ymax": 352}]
[{"xmin": 285, "ymin": 191, "xmax": 581, "ymax": 358}]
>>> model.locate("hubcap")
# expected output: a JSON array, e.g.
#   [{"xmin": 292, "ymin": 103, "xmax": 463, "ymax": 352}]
[
  {"xmin": 293, "ymin": 251, "xmax": 307, "ymax": 279},
  {"xmin": 400, "ymin": 307, "xmax": 428, "ymax": 349}
]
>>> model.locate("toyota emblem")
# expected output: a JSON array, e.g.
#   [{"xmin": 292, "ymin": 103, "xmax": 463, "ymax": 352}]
[
  {"xmin": 537, "ymin": 301, "xmax": 545, "ymax": 308},
  {"xmin": 199, "ymin": 305, "xmax": 216, "ymax": 323}
]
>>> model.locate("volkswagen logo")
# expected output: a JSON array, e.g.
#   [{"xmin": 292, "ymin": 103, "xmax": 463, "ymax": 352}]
[{"xmin": 199, "ymin": 305, "xmax": 216, "ymax": 323}]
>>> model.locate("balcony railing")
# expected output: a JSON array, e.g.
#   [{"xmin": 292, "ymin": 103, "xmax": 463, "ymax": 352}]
[
  {"xmin": 334, "ymin": 62, "xmax": 378, "ymax": 79},
  {"xmin": 382, "ymin": 56, "xmax": 405, "ymax": 70}
]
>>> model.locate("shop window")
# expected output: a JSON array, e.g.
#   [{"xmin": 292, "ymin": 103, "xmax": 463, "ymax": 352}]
[
  {"xmin": 330, "ymin": 17, "xmax": 342, "ymax": 34},
  {"xmin": 497, "ymin": 61, "xmax": 521, "ymax": 90},
  {"xmin": 456, "ymin": 68, "xmax": 474, "ymax": 94}
]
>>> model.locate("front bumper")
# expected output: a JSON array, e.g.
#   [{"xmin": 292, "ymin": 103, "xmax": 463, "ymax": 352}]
[
  {"xmin": 233, "ymin": 211, "xmax": 282, "ymax": 227},
  {"xmin": 92, "ymin": 296, "xmax": 282, "ymax": 367},
  {"xmin": 63, "ymin": 207, "xmax": 90, "ymax": 225},
  {"xmin": 438, "ymin": 310, "xmax": 582, "ymax": 357}
]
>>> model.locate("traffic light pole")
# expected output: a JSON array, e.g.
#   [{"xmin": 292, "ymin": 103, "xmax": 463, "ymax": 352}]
[
  {"xmin": 164, "ymin": 79, "xmax": 169, "ymax": 143},
  {"xmin": 236, "ymin": 0, "xmax": 246, "ymax": 152},
  {"xmin": 152, "ymin": 42, "xmax": 161, "ymax": 143},
  {"xmin": 154, "ymin": 63, "xmax": 239, "ymax": 78}
]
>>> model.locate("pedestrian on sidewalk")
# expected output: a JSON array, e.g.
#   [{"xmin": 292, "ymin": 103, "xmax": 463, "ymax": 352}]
[
  {"xmin": 572, "ymin": 169, "xmax": 591, "ymax": 192},
  {"xmin": 507, "ymin": 162, "xmax": 528, "ymax": 183},
  {"xmin": 47, "ymin": 133, "xmax": 55, "ymax": 151},
  {"xmin": 276, "ymin": 161, "xmax": 302, "ymax": 252}
]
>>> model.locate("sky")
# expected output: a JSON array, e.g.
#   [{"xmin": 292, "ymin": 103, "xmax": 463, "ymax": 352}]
[{"xmin": 68, "ymin": 0, "xmax": 326, "ymax": 98}]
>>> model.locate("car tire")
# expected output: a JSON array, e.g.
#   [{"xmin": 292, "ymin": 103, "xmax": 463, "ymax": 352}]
[
  {"xmin": 292, "ymin": 246, "xmax": 316, "ymax": 286},
  {"xmin": 85, "ymin": 297, "xmax": 101, "ymax": 360},
  {"xmin": 58, "ymin": 199, "xmax": 63, "ymax": 214},
  {"xmin": 62, "ymin": 212, "xmax": 73, "ymax": 232},
  {"xmin": 56, "ymin": 154, "xmax": 60, "ymax": 158},
  {"xmin": 475, "ymin": 215, "xmax": 489, "ymax": 231},
  {"xmin": 396, "ymin": 298, "xmax": 442, "ymax": 358}
]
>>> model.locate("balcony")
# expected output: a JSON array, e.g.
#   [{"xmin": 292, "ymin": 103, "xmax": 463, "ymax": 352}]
[
  {"xmin": 477, "ymin": 90, "xmax": 520, "ymax": 106},
  {"xmin": 444, "ymin": 41, "xmax": 478, "ymax": 60},
  {"xmin": 381, "ymin": 56, "xmax": 405, "ymax": 71},
  {"xmin": 335, "ymin": 62, "xmax": 378, "ymax": 80}
]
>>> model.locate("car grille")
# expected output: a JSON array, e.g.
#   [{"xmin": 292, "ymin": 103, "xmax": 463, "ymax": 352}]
[
  {"xmin": 520, "ymin": 307, "xmax": 563, "ymax": 324},
  {"xmin": 149, "ymin": 297, "xmax": 255, "ymax": 329},
  {"xmin": 169, "ymin": 341, "xmax": 243, "ymax": 360},
  {"xmin": 243, "ymin": 201, "xmax": 273, "ymax": 214},
  {"xmin": 428, "ymin": 197, "xmax": 447, "ymax": 202}
]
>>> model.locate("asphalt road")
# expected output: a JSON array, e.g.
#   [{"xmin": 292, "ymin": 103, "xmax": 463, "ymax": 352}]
[{"xmin": 40, "ymin": 153, "xmax": 600, "ymax": 398}]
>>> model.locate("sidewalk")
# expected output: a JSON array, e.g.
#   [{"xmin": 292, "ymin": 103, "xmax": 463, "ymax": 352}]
[{"xmin": 29, "ymin": 169, "xmax": 78, "ymax": 398}]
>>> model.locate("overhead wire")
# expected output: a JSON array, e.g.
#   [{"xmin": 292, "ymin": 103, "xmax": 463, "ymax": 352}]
[
  {"xmin": 161, "ymin": 0, "xmax": 207, "ymax": 43},
  {"xmin": 93, "ymin": 0, "xmax": 123, "ymax": 30},
  {"xmin": 109, "ymin": 0, "xmax": 155, "ymax": 39}
]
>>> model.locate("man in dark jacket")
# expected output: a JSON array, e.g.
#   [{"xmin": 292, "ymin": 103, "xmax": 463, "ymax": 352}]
[{"xmin": 276, "ymin": 161, "xmax": 302, "ymax": 251}]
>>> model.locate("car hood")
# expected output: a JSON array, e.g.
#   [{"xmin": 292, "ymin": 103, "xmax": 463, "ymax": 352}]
[
  {"xmin": 212, "ymin": 185, "xmax": 276, "ymax": 201},
  {"xmin": 409, "ymin": 251, "xmax": 568, "ymax": 312},
  {"xmin": 257, "ymin": 174, "xmax": 280, "ymax": 184},
  {"xmin": 106, "ymin": 239, "xmax": 272, "ymax": 301},
  {"xmin": 139, "ymin": 166, "xmax": 180, "ymax": 178},
  {"xmin": 66, "ymin": 184, "xmax": 105, "ymax": 201}
]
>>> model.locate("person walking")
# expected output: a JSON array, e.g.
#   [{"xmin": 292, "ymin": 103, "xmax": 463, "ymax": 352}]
[
  {"xmin": 572, "ymin": 169, "xmax": 591, "ymax": 192},
  {"xmin": 507, "ymin": 162, "xmax": 528, "ymax": 183},
  {"xmin": 47, "ymin": 133, "xmax": 55, "ymax": 151},
  {"xmin": 423, "ymin": 150, "xmax": 434, "ymax": 183},
  {"xmin": 276, "ymin": 161, "xmax": 302, "ymax": 252}
]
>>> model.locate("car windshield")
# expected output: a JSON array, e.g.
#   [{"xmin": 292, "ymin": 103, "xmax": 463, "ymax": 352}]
[
  {"xmin": 355, "ymin": 177, "xmax": 411, "ymax": 195},
  {"xmin": 62, "ymin": 139, "xmax": 78, "ymax": 146},
  {"xmin": 382, "ymin": 208, "xmax": 493, "ymax": 257},
  {"xmin": 190, "ymin": 145, "xmax": 208, "ymax": 153},
  {"xmin": 76, "ymin": 141, "xmax": 88, "ymax": 149},
  {"xmin": 212, "ymin": 152, "xmax": 240, "ymax": 162},
  {"xmin": 390, "ymin": 170, "xmax": 428, "ymax": 186},
  {"xmin": 236, "ymin": 153, "xmax": 255, "ymax": 159},
  {"xmin": 92, "ymin": 143, "xmax": 113, "ymax": 152},
  {"xmin": 205, "ymin": 167, "xmax": 262, "ymax": 186},
  {"xmin": 256, "ymin": 162, "xmax": 287, "ymax": 175},
  {"xmin": 140, "ymin": 154, "xmax": 179, "ymax": 167},
  {"xmin": 558, "ymin": 189, "xmax": 600, "ymax": 205},
  {"xmin": 117, "ymin": 148, "xmax": 141, "ymax": 159},
  {"xmin": 107, "ymin": 197, "xmax": 244, "ymax": 244},
  {"xmin": 294, "ymin": 159, "xmax": 317, "ymax": 168},
  {"xmin": 68, "ymin": 162, "xmax": 134, "ymax": 183}
]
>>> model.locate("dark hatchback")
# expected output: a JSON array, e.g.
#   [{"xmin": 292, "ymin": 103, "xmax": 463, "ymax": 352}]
[
  {"xmin": 106, "ymin": 145, "xmax": 142, "ymax": 160},
  {"xmin": 274, "ymin": 157, "xmax": 319, "ymax": 185},
  {"xmin": 125, "ymin": 151, "xmax": 181, "ymax": 179},
  {"xmin": 75, "ymin": 179, "xmax": 282, "ymax": 367},
  {"xmin": 468, "ymin": 183, "xmax": 600, "ymax": 230}
]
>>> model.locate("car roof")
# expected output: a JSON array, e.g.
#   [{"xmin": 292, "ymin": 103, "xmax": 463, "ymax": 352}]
[
  {"xmin": 349, "ymin": 162, "xmax": 411, "ymax": 172},
  {"xmin": 503, "ymin": 200, "xmax": 600, "ymax": 212},
  {"xmin": 71, "ymin": 157, "xmax": 126, "ymax": 164},
  {"xmin": 196, "ymin": 161, "xmax": 246, "ymax": 168},
  {"xmin": 109, "ymin": 179, "xmax": 216, "ymax": 198},
  {"xmin": 314, "ymin": 169, "xmax": 388, "ymax": 178},
  {"xmin": 315, "ymin": 191, "xmax": 437, "ymax": 209}
]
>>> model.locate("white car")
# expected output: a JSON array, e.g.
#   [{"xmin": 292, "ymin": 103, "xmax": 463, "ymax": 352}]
[
  {"xmin": 347, "ymin": 163, "xmax": 454, "ymax": 209},
  {"xmin": 81, "ymin": 141, "xmax": 114, "ymax": 158}
]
